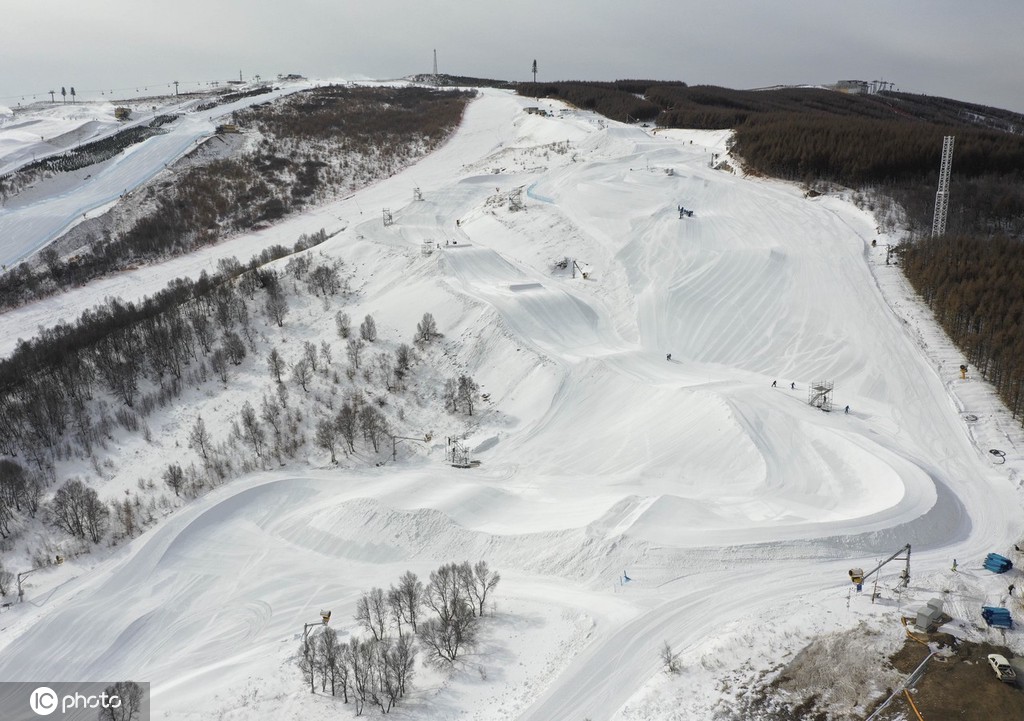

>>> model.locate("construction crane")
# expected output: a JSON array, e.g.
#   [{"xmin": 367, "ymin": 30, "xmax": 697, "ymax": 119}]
[{"xmin": 848, "ymin": 544, "xmax": 911, "ymax": 592}]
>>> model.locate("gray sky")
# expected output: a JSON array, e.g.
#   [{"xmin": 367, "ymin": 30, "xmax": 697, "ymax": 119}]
[{"xmin": 2, "ymin": 0, "xmax": 1022, "ymax": 113}]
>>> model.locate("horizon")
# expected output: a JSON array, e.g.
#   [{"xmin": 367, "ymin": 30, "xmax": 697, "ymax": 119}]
[{"xmin": 2, "ymin": 0, "xmax": 1022, "ymax": 114}]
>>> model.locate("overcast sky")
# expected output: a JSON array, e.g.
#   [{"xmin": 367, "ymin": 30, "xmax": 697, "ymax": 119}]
[{"xmin": 2, "ymin": 0, "xmax": 1021, "ymax": 113}]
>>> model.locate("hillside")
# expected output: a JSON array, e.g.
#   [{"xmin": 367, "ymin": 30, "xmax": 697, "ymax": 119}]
[{"xmin": 0, "ymin": 86, "xmax": 1022, "ymax": 721}]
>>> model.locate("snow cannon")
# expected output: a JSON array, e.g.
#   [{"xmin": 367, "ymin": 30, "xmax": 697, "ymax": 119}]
[
  {"xmin": 849, "ymin": 568, "xmax": 864, "ymax": 591},
  {"xmin": 982, "ymin": 606, "xmax": 1013, "ymax": 629},
  {"xmin": 984, "ymin": 553, "xmax": 1014, "ymax": 574},
  {"xmin": 320, "ymin": 609, "xmax": 332, "ymax": 624}
]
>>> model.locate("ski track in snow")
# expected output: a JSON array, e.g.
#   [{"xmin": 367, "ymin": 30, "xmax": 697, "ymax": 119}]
[{"xmin": 0, "ymin": 88, "xmax": 1021, "ymax": 721}]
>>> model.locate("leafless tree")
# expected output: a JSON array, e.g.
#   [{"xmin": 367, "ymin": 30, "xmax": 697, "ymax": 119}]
[
  {"xmin": 98, "ymin": 680, "xmax": 144, "ymax": 721},
  {"xmin": 239, "ymin": 400, "xmax": 266, "ymax": 459},
  {"xmin": 335, "ymin": 311, "xmax": 351, "ymax": 339},
  {"xmin": 355, "ymin": 587, "xmax": 389, "ymax": 641},
  {"xmin": 315, "ymin": 419, "xmax": 339, "ymax": 462},
  {"xmin": 267, "ymin": 347, "xmax": 285, "ymax": 383},
  {"xmin": 459, "ymin": 560, "xmax": 500, "ymax": 616},
  {"xmin": 394, "ymin": 570, "xmax": 423, "ymax": 632},
  {"xmin": 188, "ymin": 415, "xmax": 211, "ymax": 463},
  {"xmin": 303, "ymin": 340, "xmax": 318, "ymax": 372},
  {"xmin": 265, "ymin": 289, "xmax": 289, "ymax": 327},
  {"xmin": 360, "ymin": 314, "xmax": 378, "ymax": 342},
  {"xmin": 50, "ymin": 478, "xmax": 109, "ymax": 543},
  {"xmin": 416, "ymin": 312, "xmax": 438, "ymax": 342},
  {"xmin": 163, "ymin": 463, "xmax": 185, "ymax": 496},
  {"xmin": 346, "ymin": 337, "xmax": 365, "ymax": 369},
  {"xmin": 419, "ymin": 562, "xmax": 478, "ymax": 662},
  {"xmin": 292, "ymin": 358, "xmax": 312, "ymax": 392}
]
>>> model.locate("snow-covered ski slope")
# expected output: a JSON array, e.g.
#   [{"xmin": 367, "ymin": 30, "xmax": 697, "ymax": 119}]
[
  {"xmin": 0, "ymin": 84, "xmax": 310, "ymax": 267},
  {"xmin": 1, "ymin": 88, "xmax": 1021, "ymax": 720}
]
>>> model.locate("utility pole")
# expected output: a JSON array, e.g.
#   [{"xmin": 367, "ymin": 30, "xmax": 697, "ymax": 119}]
[{"xmin": 433, "ymin": 49, "xmax": 439, "ymax": 86}]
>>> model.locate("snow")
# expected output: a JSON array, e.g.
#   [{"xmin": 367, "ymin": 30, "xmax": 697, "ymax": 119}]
[{"xmin": 0, "ymin": 87, "xmax": 1022, "ymax": 721}]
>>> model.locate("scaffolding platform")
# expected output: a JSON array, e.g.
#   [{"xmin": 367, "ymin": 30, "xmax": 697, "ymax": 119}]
[{"xmin": 808, "ymin": 380, "xmax": 834, "ymax": 412}]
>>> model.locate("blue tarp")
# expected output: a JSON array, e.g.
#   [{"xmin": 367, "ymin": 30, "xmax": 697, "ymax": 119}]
[
  {"xmin": 982, "ymin": 605, "xmax": 1013, "ymax": 629},
  {"xmin": 983, "ymin": 553, "xmax": 1013, "ymax": 574}
]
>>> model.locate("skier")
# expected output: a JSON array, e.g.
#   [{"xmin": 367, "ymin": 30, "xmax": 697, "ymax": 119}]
[
  {"xmin": 844, "ymin": 405, "xmax": 850, "ymax": 414},
  {"xmin": 951, "ymin": 558, "xmax": 958, "ymax": 572},
  {"xmin": 790, "ymin": 382, "xmax": 795, "ymax": 390},
  {"xmin": 771, "ymin": 380, "xmax": 777, "ymax": 388},
  {"xmin": 666, "ymin": 353, "xmax": 671, "ymax": 361}
]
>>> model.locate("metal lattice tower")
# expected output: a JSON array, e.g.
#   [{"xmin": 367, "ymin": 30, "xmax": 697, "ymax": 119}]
[
  {"xmin": 931, "ymin": 135, "xmax": 955, "ymax": 237},
  {"xmin": 808, "ymin": 380, "xmax": 834, "ymax": 412}
]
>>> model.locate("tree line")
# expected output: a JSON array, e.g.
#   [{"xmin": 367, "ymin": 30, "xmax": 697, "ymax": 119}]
[{"xmin": 299, "ymin": 561, "xmax": 500, "ymax": 714}]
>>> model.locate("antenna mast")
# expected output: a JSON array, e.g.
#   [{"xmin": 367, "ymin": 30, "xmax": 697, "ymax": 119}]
[
  {"xmin": 931, "ymin": 136, "xmax": 955, "ymax": 237},
  {"xmin": 433, "ymin": 49, "xmax": 438, "ymax": 86}
]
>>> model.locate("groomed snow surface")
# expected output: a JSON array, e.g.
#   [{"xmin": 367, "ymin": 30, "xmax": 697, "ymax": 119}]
[{"xmin": 1, "ymin": 88, "xmax": 1022, "ymax": 720}]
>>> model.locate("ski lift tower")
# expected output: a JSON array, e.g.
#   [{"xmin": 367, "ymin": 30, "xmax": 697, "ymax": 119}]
[
  {"xmin": 808, "ymin": 380, "xmax": 834, "ymax": 412},
  {"xmin": 508, "ymin": 187, "xmax": 524, "ymax": 212},
  {"xmin": 931, "ymin": 136, "xmax": 955, "ymax": 237},
  {"xmin": 447, "ymin": 437, "xmax": 471, "ymax": 468}
]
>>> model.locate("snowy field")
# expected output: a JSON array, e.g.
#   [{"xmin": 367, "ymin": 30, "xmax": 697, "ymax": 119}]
[{"xmin": 0, "ymin": 86, "xmax": 1022, "ymax": 720}]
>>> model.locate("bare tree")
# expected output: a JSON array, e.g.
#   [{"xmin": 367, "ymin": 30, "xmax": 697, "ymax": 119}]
[
  {"xmin": 416, "ymin": 312, "xmax": 438, "ymax": 343},
  {"xmin": 315, "ymin": 419, "xmax": 339, "ymax": 462},
  {"xmin": 267, "ymin": 347, "xmax": 285, "ymax": 383},
  {"xmin": 360, "ymin": 405, "xmax": 389, "ymax": 453},
  {"xmin": 457, "ymin": 374, "xmax": 479, "ymax": 415},
  {"xmin": 355, "ymin": 587, "xmax": 389, "ymax": 641},
  {"xmin": 163, "ymin": 463, "xmax": 185, "ymax": 496},
  {"xmin": 239, "ymin": 401, "xmax": 266, "ymax": 459},
  {"xmin": 98, "ymin": 680, "xmax": 144, "ymax": 721},
  {"xmin": 459, "ymin": 560, "xmax": 500, "ymax": 616},
  {"xmin": 442, "ymin": 377, "xmax": 458, "ymax": 412},
  {"xmin": 335, "ymin": 311, "xmax": 351, "ymax": 339},
  {"xmin": 419, "ymin": 562, "xmax": 478, "ymax": 662},
  {"xmin": 303, "ymin": 340, "xmax": 319, "ymax": 372},
  {"xmin": 336, "ymin": 403, "xmax": 357, "ymax": 453},
  {"xmin": 395, "ymin": 570, "xmax": 423, "ymax": 632},
  {"xmin": 375, "ymin": 352, "xmax": 394, "ymax": 391},
  {"xmin": 316, "ymin": 626, "xmax": 346, "ymax": 696},
  {"xmin": 360, "ymin": 314, "xmax": 378, "ymax": 342},
  {"xmin": 223, "ymin": 331, "xmax": 246, "ymax": 365},
  {"xmin": 188, "ymin": 415, "xmax": 211, "ymax": 463},
  {"xmin": 265, "ymin": 289, "xmax": 289, "ymax": 327},
  {"xmin": 210, "ymin": 347, "xmax": 229, "ymax": 383},
  {"xmin": 319, "ymin": 341, "xmax": 333, "ymax": 369},
  {"xmin": 660, "ymin": 641, "xmax": 682, "ymax": 674},
  {"xmin": 50, "ymin": 478, "xmax": 109, "ymax": 543},
  {"xmin": 297, "ymin": 634, "xmax": 316, "ymax": 693},
  {"xmin": 292, "ymin": 358, "xmax": 312, "ymax": 392},
  {"xmin": 346, "ymin": 337, "xmax": 365, "ymax": 369}
]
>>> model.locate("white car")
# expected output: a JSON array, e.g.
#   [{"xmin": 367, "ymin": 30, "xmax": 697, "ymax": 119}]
[{"xmin": 988, "ymin": 654, "xmax": 1017, "ymax": 684}]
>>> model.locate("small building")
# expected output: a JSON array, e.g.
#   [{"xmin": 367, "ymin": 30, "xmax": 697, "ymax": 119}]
[
  {"xmin": 915, "ymin": 598, "xmax": 944, "ymax": 631},
  {"xmin": 834, "ymin": 80, "xmax": 870, "ymax": 94}
]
